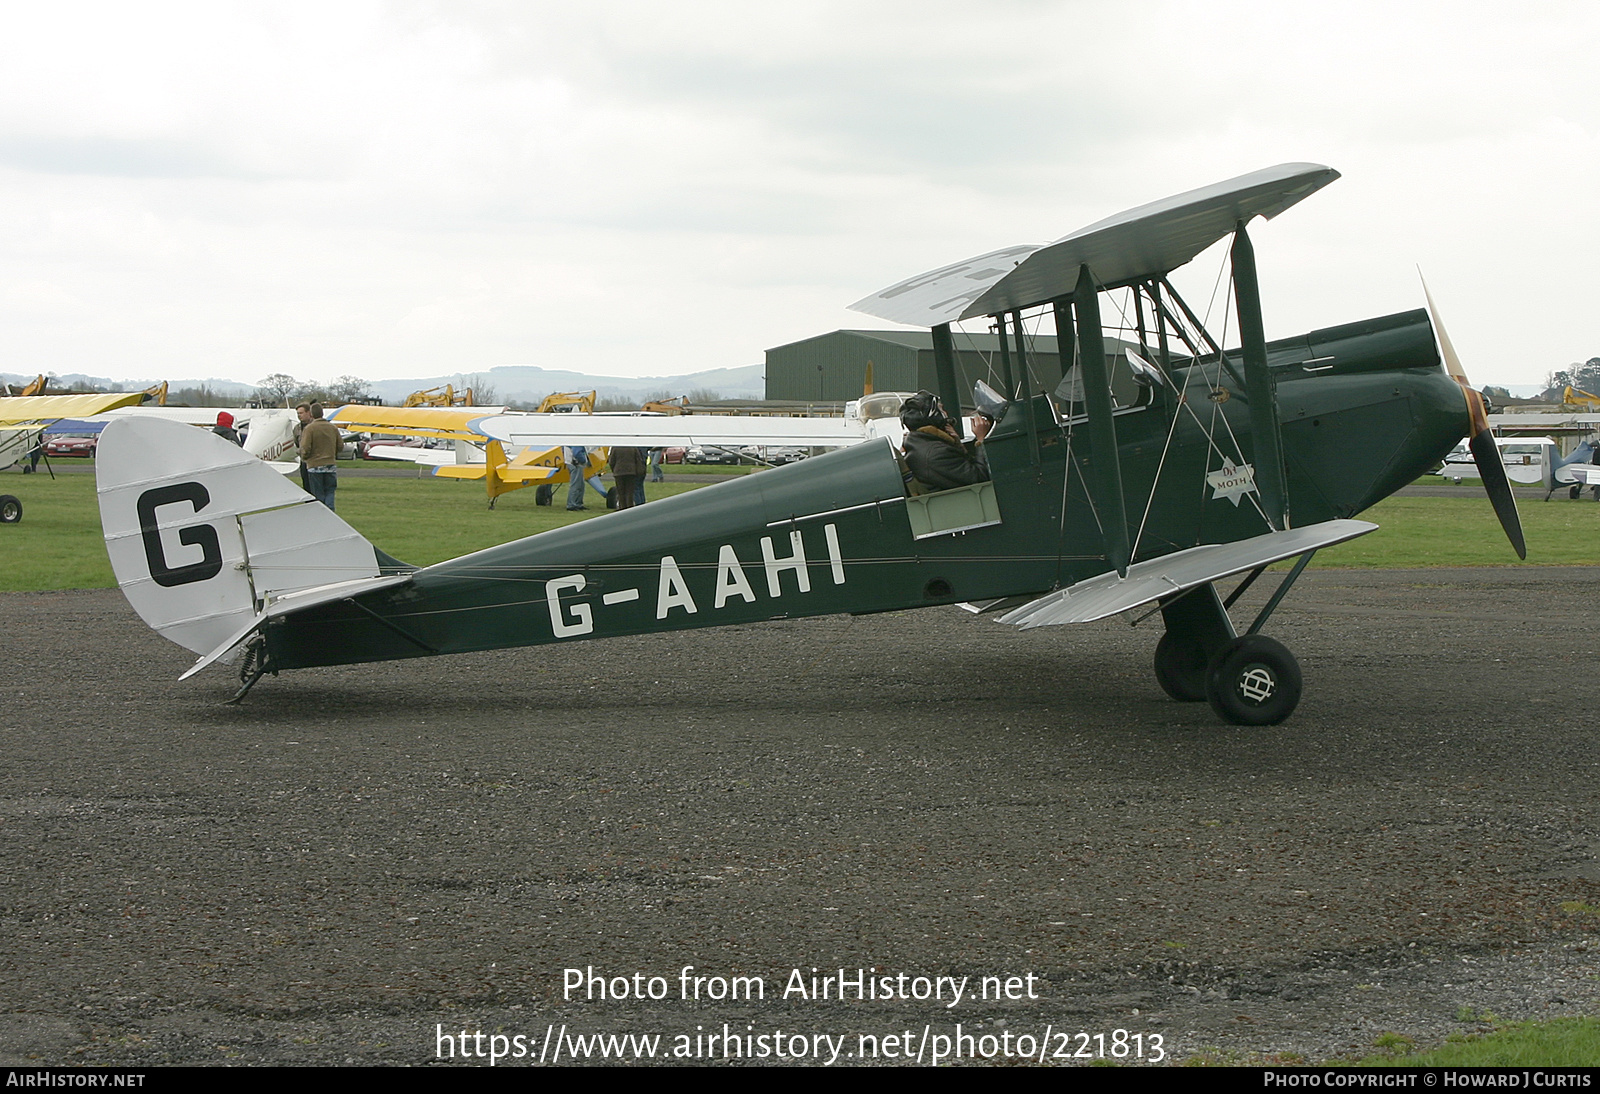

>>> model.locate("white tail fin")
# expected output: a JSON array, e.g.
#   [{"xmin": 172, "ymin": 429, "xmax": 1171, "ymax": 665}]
[{"xmin": 97, "ymin": 417, "xmax": 384, "ymax": 656}]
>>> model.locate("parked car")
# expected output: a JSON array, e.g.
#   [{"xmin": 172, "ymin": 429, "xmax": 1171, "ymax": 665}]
[
  {"xmin": 663, "ymin": 446, "xmax": 686, "ymax": 464},
  {"xmin": 685, "ymin": 446, "xmax": 741, "ymax": 465},
  {"xmin": 44, "ymin": 434, "xmax": 97, "ymax": 457}
]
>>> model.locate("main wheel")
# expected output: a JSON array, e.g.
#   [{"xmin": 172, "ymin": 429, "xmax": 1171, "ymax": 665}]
[
  {"xmin": 605, "ymin": 487, "xmax": 618, "ymax": 510},
  {"xmin": 535, "ymin": 484, "xmax": 554, "ymax": 506},
  {"xmin": 0, "ymin": 495, "xmax": 20, "ymax": 524},
  {"xmin": 1205, "ymin": 635, "xmax": 1302, "ymax": 725},
  {"xmin": 1153, "ymin": 633, "xmax": 1208, "ymax": 702}
]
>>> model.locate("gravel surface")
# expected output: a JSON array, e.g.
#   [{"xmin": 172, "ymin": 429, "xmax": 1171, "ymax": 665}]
[{"xmin": 3, "ymin": 568, "xmax": 1598, "ymax": 1066}]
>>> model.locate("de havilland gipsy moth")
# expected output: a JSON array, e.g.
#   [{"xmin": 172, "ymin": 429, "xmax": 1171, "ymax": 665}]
[{"xmin": 94, "ymin": 164, "xmax": 1523, "ymax": 724}]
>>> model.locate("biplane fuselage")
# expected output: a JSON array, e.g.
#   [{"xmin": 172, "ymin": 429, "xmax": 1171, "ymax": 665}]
[{"xmin": 260, "ymin": 309, "xmax": 1462, "ymax": 671}]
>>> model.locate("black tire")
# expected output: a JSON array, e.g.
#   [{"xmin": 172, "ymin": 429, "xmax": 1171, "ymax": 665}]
[
  {"xmin": 1204, "ymin": 635, "xmax": 1302, "ymax": 726},
  {"xmin": 535, "ymin": 484, "xmax": 553, "ymax": 506},
  {"xmin": 1153, "ymin": 633, "xmax": 1208, "ymax": 702},
  {"xmin": 0, "ymin": 495, "xmax": 20, "ymax": 524},
  {"xmin": 605, "ymin": 487, "xmax": 618, "ymax": 510}
]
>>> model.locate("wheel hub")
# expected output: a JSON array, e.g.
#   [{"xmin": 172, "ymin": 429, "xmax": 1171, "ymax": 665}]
[{"xmin": 1237, "ymin": 665, "xmax": 1276, "ymax": 704}]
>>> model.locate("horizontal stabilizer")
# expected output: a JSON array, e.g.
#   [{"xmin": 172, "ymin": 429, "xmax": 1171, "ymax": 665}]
[
  {"xmin": 179, "ymin": 574, "xmax": 413, "ymax": 679},
  {"xmin": 996, "ymin": 519, "xmax": 1376, "ymax": 628},
  {"xmin": 850, "ymin": 163, "xmax": 1338, "ymax": 326}
]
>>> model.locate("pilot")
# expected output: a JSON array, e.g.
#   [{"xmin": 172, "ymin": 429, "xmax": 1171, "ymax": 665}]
[{"xmin": 900, "ymin": 390, "xmax": 991, "ymax": 492}]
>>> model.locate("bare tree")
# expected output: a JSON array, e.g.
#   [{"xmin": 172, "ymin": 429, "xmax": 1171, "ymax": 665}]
[
  {"xmin": 326, "ymin": 375, "xmax": 374, "ymax": 404},
  {"xmin": 460, "ymin": 374, "xmax": 497, "ymax": 405},
  {"xmin": 256, "ymin": 373, "xmax": 299, "ymax": 406}
]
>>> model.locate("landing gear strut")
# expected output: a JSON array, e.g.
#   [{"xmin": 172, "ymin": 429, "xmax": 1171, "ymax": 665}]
[
  {"xmin": 1153, "ymin": 584, "xmax": 1233, "ymax": 702},
  {"xmin": 1152, "ymin": 551, "xmax": 1316, "ymax": 725}
]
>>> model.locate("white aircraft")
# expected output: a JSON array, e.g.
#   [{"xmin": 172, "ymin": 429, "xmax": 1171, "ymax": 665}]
[
  {"xmin": 89, "ymin": 406, "xmax": 299, "ymax": 464},
  {"xmin": 1436, "ymin": 436, "xmax": 1553, "ymax": 485}
]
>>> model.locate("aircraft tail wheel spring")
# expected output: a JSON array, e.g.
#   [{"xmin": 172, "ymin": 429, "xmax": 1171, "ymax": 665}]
[
  {"xmin": 1205, "ymin": 635, "xmax": 1302, "ymax": 725},
  {"xmin": 0, "ymin": 495, "xmax": 20, "ymax": 524},
  {"xmin": 1153, "ymin": 633, "xmax": 1208, "ymax": 702}
]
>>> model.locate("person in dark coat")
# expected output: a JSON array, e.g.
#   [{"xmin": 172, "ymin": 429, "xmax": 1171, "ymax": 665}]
[
  {"xmin": 212, "ymin": 411, "xmax": 243, "ymax": 446},
  {"xmin": 899, "ymin": 391, "xmax": 990, "ymax": 492},
  {"xmin": 609, "ymin": 446, "xmax": 647, "ymax": 510}
]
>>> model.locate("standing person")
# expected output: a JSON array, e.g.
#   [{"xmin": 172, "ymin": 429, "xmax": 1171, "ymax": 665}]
[
  {"xmin": 649, "ymin": 447, "xmax": 665, "ymax": 483},
  {"xmin": 212, "ymin": 411, "xmax": 243, "ymax": 446},
  {"xmin": 293, "ymin": 403, "xmax": 312, "ymax": 491},
  {"xmin": 564, "ymin": 445, "xmax": 589, "ymax": 510},
  {"xmin": 609, "ymin": 446, "xmax": 647, "ymax": 510},
  {"xmin": 298, "ymin": 402, "xmax": 340, "ymax": 510}
]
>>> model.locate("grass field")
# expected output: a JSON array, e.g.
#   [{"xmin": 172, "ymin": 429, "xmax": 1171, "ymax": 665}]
[
  {"xmin": 2, "ymin": 467, "xmax": 1597, "ymax": 593},
  {"xmin": 1351, "ymin": 1016, "xmax": 1600, "ymax": 1067},
  {"xmin": 0, "ymin": 469, "xmax": 708, "ymax": 591}
]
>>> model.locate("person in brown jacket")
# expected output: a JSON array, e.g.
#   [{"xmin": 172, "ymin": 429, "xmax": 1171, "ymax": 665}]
[
  {"xmin": 608, "ymin": 446, "xmax": 647, "ymax": 510},
  {"xmin": 297, "ymin": 402, "xmax": 341, "ymax": 510}
]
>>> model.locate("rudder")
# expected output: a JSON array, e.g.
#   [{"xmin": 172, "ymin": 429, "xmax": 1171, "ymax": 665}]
[{"xmin": 97, "ymin": 417, "xmax": 387, "ymax": 657}]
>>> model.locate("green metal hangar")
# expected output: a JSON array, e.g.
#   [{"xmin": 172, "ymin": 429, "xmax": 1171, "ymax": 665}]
[{"xmin": 764, "ymin": 329, "xmax": 1067, "ymax": 406}]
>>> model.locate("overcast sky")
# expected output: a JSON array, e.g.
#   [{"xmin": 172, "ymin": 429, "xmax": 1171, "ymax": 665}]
[{"xmin": 0, "ymin": 1, "xmax": 1594, "ymax": 390}]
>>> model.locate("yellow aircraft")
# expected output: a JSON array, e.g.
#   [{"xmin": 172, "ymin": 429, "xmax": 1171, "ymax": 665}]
[
  {"xmin": 326, "ymin": 392, "xmax": 608, "ymax": 507},
  {"xmin": 0, "ymin": 392, "xmax": 153, "ymax": 522},
  {"xmin": 0, "ymin": 391, "xmax": 150, "ymax": 472}
]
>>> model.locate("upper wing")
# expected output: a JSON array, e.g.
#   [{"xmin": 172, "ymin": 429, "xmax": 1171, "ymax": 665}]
[
  {"xmin": 850, "ymin": 163, "xmax": 1339, "ymax": 326},
  {"xmin": 93, "ymin": 406, "xmax": 271, "ymax": 426},
  {"xmin": 327, "ymin": 404, "xmax": 507, "ymax": 441},
  {"xmin": 0, "ymin": 392, "xmax": 147, "ymax": 425}
]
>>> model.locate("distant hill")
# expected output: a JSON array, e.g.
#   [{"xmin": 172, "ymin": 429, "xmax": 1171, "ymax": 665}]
[
  {"xmin": 2, "ymin": 364, "xmax": 766, "ymax": 405},
  {"xmin": 364, "ymin": 364, "xmax": 765, "ymax": 405}
]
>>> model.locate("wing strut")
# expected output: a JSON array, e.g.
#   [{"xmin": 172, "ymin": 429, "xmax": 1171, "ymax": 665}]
[
  {"xmin": 1231, "ymin": 221, "xmax": 1288, "ymax": 530},
  {"xmin": 931, "ymin": 323, "xmax": 964, "ymax": 430},
  {"xmin": 1072, "ymin": 265, "xmax": 1130, "ymax": 576},
  {"xmin": 1009, "ymin": 312, "xmax": 1041, "ymax": 467}
]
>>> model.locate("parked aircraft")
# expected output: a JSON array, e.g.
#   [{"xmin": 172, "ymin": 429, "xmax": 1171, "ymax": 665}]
[
  {"xmin": 329, "ymin": 391, "xmax": 909, "ymax": 507},
  {"xmin": 1541, "ymin": 439, "xmax": 1600, "ymax": 500},
  {"xmin": 1436, "ymin": 435, "xmax": 1552, "ymax": 485},
  {"xmin": 1438, "ymin": 435, "xmax": 1600, "ymax": 500},
  {"xmin": 94, "ymin": 163, "xmax": 1520, "ymax": 725},
  {"xmin": 0, "ymin": 392, "xmax": 148, "ymax": 472}
]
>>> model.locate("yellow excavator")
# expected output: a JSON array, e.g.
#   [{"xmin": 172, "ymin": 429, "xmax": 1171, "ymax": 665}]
[
  {"xmin": 4, "ymin": 376, "xmax": 167, "ymax": 404},
  {"xmin": 403, "ymin": 384, "xmax": 475, "ymax": 408},
  {"xmin": 1563, "ymin": 386, "xmax": 1600, "ymax": 409}
]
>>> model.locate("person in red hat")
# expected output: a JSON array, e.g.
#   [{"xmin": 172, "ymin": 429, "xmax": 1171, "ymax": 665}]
[{"xmin": 212, "ymin": 411, "xmax": 243, "ymax": 446}]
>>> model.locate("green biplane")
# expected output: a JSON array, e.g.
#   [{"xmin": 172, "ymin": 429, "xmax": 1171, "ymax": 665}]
[{"xmin": 95, "ymin": 163, "xmax": 1521, "ymax": 723}]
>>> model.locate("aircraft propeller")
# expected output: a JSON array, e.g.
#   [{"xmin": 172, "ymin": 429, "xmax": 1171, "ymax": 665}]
[{"xmin": 1421, "ymin": 276, "xmax": 1526, "ymax": 559}]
